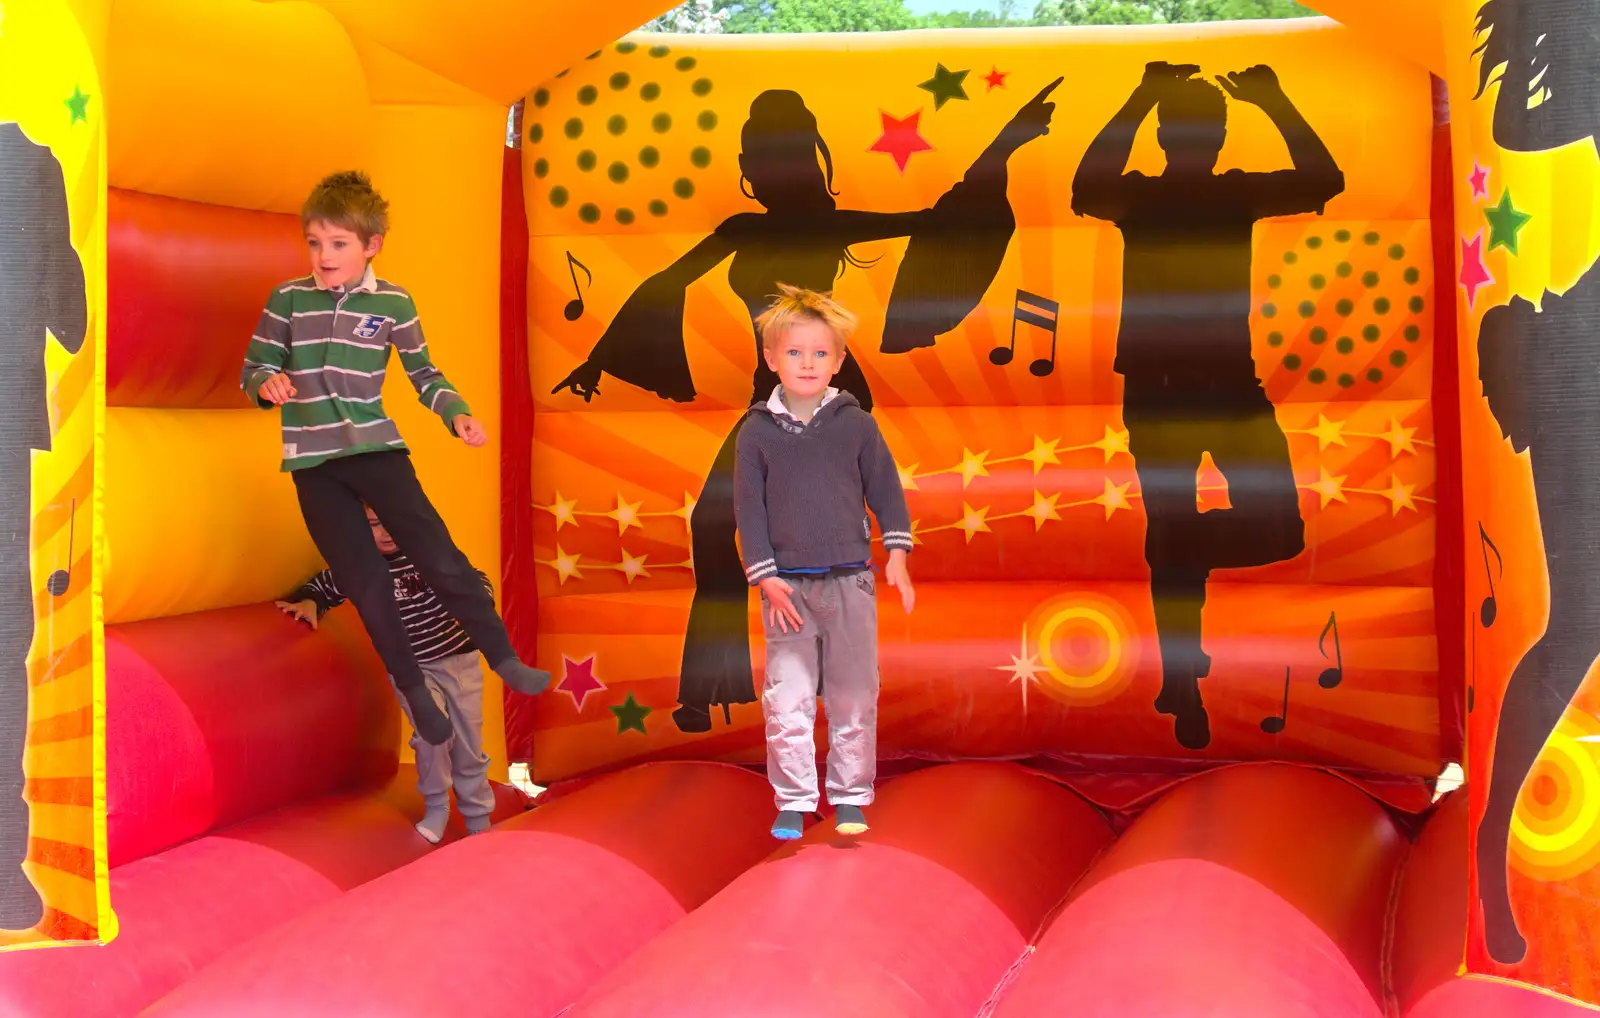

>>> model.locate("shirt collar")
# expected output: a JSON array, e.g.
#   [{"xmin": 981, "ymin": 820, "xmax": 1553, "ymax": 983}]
[
  {"xmin": 766, "ymin": 385, "xmax": 839, "ymax": 421},
  {"xmin": 316, "ymin": 264, "xmax": 378, "ymax": 293}
]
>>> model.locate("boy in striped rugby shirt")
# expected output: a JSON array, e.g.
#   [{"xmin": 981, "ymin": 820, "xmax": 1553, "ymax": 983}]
[
  {"xmin": 243, "ymin": 171, "xmax": 549, "ymax": 746},
  {"xmin": 279, "ymin": 505, "xmax": 498, "ymax": 843},
  {"xmin": 733, "ymin": 286, "xmax": 915, "ymax": 841}
]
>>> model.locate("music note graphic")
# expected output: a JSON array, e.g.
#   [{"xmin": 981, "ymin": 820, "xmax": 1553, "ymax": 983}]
[
  {"xmin": 989, "ymin": 288, "xmax": 1059, "ymax": 377},
  {"xmin": 1478, "ymin": 522, "xmax": 1501, "ymax": 628},
  {"xmin": 1468, "ymin": 609, "xmax": 1477, "ymax": 714},
  {"xmin": 46, "ymin": 498, "xmax": 74, "ymax": 597},
  {"xmin": 1317, "ymin": 610, "xmax": 1343, "ymax": 689},
  {"xmin": 1260, "ymin": 666, "xmax": 1292, "ymax": 734},
  {"xmin": 563, "ymin": 251, "xmax": 592, "ymax": 322}
]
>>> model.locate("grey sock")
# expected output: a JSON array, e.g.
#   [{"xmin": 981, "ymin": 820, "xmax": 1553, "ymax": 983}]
[
  {"xmin": 465, "ymin": 815, "xmax": 491, "ymax": 835},
  {"xmin": 495, "ymin": 660, "xmax": 552, "ymax": 696},
  {"xmin": 415, "ymin": 806, "xmax": 449, "ymax": 844}
]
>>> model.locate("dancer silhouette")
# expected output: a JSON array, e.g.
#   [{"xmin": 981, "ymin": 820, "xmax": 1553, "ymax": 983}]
[
  {"xmin": 0, "ymin": 123, "xmax": 87, "ymax": 929},
  {"xmin": 1072, "ymin": 62, "xmax": 1343, "ymax": 750},
  {"xmin": 554, "ymin": 82, "xmax": 1059, "ymax": 733},
  {"xmin": 1470, "ymin": 0, "xmax": 1600, "ymax": 965}
]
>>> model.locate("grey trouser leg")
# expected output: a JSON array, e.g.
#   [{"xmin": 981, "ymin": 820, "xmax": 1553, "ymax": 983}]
[
  {"xmin": 761, "ymin": 571, "xmax": 880, "ymax": 813},
  {"xmin": 388, "ymin": 652, "xmax": 495, "ymax": 819}
]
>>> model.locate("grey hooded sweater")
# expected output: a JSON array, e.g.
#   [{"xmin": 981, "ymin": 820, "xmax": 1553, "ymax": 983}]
[{"xmin": 733, "ymin": 389, "xmax": 913, "ymax": 585}]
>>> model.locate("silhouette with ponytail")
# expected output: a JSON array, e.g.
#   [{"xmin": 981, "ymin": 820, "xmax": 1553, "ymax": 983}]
[{"xmin": 554, "ymin": 80, "xmax": 1060, "ymax": 733}]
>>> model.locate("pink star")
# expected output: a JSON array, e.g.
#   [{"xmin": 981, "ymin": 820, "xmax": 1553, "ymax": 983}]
[
  {"xmin": 557, "ymin": 655, "xmax": 605, "ymax": 711},
  {"xmin": 1459, "ymin": 230, "xmax": 1494, "ymax": 309},
  {"xmin": 869, "ymin": 110, "xmax": 933, "ymax": 173},
  {"xmin": 1468, "ymin": 159, "xmax": 1490, "ymax": 201}
]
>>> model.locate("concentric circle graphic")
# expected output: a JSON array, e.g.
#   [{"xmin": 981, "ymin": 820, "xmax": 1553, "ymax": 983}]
[
  {"xmin": 1024, "ymin": 592, "xmax": 1141, "ymax": 708},
  {"xmin": 1510, "ymin": 711, "xmax": 1600, "ymax": 883}
]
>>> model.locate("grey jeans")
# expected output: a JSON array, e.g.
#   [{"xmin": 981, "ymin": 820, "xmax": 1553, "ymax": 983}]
[
  {"xmin": 761, "ymin": 570, "xmax": 880, "ymax": 813},
  {"xmin": 388, "ymin": 651, "xmax": 495, "ymax": 819}
]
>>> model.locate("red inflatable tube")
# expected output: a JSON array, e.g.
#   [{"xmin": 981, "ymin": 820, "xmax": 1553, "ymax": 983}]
[
  {"xmin": 0, "ymin": 771, "xmax": 522, "ymax": 1018},
  {"xmin": 141, "ymin": 762, "xmax": 773, "ymax": 1017},
  {"xmin": 566, "ymin": 762, "xmax": 1114, "ymax": 1018},
  {"xmin": 1396, "ymin": 793, "xmax": 1591, "ymax": 1017},
  {"xmin": 106, "ymin": 603, "xmax": 399, "ymax": 867},
  {"xmin": 107, "ymin": 187, "xmax": 304, "ymax": 408},
  {"xmin": 990, "ymin": 764, "xmax": 1407, "ymax": 1018}
]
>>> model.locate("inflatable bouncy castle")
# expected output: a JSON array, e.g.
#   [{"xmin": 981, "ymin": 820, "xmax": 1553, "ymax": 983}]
[{"xmin": 1, "ymin": 0, "xmax": 1599, "ymax": 1013}]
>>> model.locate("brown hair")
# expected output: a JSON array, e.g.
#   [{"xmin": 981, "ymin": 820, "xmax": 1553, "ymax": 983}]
[
  {"xmin": 755, "ymin": 284, "xmax": 858, "ymax": 353},
  {"xmin": 301, "ymin": 170, "xmax": 390, "ymax": 241}
]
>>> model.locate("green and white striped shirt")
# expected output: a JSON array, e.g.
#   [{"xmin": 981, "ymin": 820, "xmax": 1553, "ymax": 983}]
[{"xmin": 240, "ymin": 265, "xmax": 470, "ymax": 472}]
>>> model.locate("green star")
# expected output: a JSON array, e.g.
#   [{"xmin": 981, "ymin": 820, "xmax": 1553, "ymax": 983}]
[
  {"xmin": 64, "ymin": 86, "xmax": 90, "ymax": 124},
  {"xmin": 918, "ymin": 63, "xmax": 969, "ymax": 111},
  {"xmin": 1485, "ymin": 188, "xmax": 1532, "ymax": 256},
  {"xmin": 610, "ymin": 691, "xmax": 652, "ymax": 735}
]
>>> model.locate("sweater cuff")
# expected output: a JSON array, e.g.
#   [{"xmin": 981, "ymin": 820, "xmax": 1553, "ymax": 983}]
[
  {"xmin": 882, "ymin": 531, "xmax": 914, "ymax": 553},
  {"xmin": 743, "ymin": 557, "xmax": 778, "ymax": 585}
]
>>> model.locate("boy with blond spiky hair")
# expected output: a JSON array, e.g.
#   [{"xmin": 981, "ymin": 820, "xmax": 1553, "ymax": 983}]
[
  {"xmin": 734, "ymin": 284, "xmax": 915, "ymax": 841},
  {"xmin": 242, "ymin": 170, "xmax": 550, "ymax": 747}
]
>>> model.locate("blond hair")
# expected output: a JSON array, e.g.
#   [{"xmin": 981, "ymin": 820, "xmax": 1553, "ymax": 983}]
[
  {"xmin": 301, "ymin": 170, "xmax": 390, "ymax": 242},
  {"xmin": 754, "ymin": 284, "xmax": 858, "ymax": 353}
]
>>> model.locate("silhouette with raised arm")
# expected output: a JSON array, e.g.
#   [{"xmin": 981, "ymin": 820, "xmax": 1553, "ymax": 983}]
[
  {"xmin": 0, "ymin": 123, "xmax": 87, "ymax": 930},
  {"xmin": 554, "ymin": 82, "xmax": 1059, "ymax": 733},
  {"xmin": 1470, "ymin": 0, "xmax": 1600, "ymax": 965},
  {"xmin": 1072, "ymin": 62, "xmax": 1343, "ymax": 751}
]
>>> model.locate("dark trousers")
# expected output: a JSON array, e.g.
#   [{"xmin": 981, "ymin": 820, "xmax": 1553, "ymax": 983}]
[
  {"xmin": 0, "ymin": 466, "xmax": 40, "ymax": 930},
  {"xmin": 291, "ymin": 451, "xmax": 515, "ymax": 691}
]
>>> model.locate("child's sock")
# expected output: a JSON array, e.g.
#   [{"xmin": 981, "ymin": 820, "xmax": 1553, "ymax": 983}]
[
  {"xmin": 771, "ymin": 810, "xmax": 805, "ymax": 840},
  {"xmin": 415, "ymin": 805, "xmax": 450, "ymax": 845},
  {"xmin": 464, "ymin": 815, "xmax": 491, "ymax": 836},
  {"xmin": 400, "ymin": 685, "xmax": 452, "ymax": 745},
  {"xmin": 495, "ymin": 659, "xmax": 552, "ymax": 696},
  {"xmin": 834, "ymin": 804, "xmax": 869, "ymax": 835}
]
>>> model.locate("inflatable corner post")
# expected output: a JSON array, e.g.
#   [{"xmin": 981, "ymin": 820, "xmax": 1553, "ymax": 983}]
[{"xmin": 0, "ymin": 0, "xmax": 114, "ymax": 948}]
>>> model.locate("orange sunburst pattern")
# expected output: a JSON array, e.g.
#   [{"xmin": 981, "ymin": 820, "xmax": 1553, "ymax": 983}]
[
  {"xmin": 0, "ymin": 0, "xmax": 112, "ymax": 950},
  {"xmin": 523, "ymin": 27, "xmax": 1439, "ymax": 783}
]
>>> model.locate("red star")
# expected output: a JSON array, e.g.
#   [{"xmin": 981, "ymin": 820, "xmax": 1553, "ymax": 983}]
[
  {"xmin": 984, "ymin": 66, "xmax": 1008, "ymax": 91},
  {"xmin": 1468, "ymin": 159, "xmax": 1490, "ymax": 201},
  {"xmin": 1459, "ymin": 230, "xmax": 1494, "ymax": 309},
  {"xmin": 870, "ymin": 110, "xmax": 933, "ymax": 173},
  {"xmin": 557, "ymin": 654, "xmax": 605, "ymax": 711}
]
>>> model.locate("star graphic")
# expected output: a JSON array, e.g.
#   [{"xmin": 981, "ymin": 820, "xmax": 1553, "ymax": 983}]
[
  {"xmin": 995, "ymin": 624, "xmax": 1045, "ymax": 713},
  {"xmin": 956, "ymin": 502, "xmax": 992, "ymax": 543},
  {"xmin": 615, "ymin": 549, "xmax": 651, "ymax": 583},
  {"xmin": 918, "ymin": 63, "xmax": 970, "ymax": 110},
  {"xmin": 1459, "ymin": 231, "xmax": 1495, "ymax": 309},
  {"xmin": 544, "ymin": 544, "xmax": 585, "ymax": 584},
  {"xmin": 957, "ymin": 448, "xmax": 990, "ymax": 488},
  {"xmin": 670, "ymin": 492, "xmax": 697, "ymax": 527},
  {"xmin": 1299, "ymin": 413, "xmax": 1348, "ymax": 452},
  {"xmin": 1021, "ymin": 436, "xmax": 1061, "ymax": 474},
  {"xmin": 870, "ymin": 110, "xmax": 934, "ymax": 173},
  {"xmin": 610, "ymin": 691, "xmax": 652, "ymax": 735},
  {"xmin": 1485, "ymin": 189, "xmax": 1532, "ymax": 256},
  {"xmin": 1023, "ymin": 490, "xmax": 1062, "ymax": 530},
  {"xmin": 1468, "ymin": 159, "xmax": 1490, "ymax": 201},
  {"xmin": 64, "ymin": 86, "xmax": 89, "ymax": 124},
  {"xmin": 1094, "ymin": 478, "xmax": 1133, "ymax": 519},
  {"xmin": 1381, "ymin": 475, "xmax": 1418, "ymax": 515},
  {"xmin": 983, "ymin": 66, "xmax": 1008, "ymax": 91},
  {"xmin": 1092, "ymin": 426, "xmax": 1130, "ymax": 464},
  {"xmin": 897, "ymin": 462, "xmax": 920, "ymax": 491},
  {"xmin": 543, "ymin": 492, "xmax": 579, "ymax": 530},
  {"xmin": 557, "ymin": 655, "xmax": 606, "ymax": 711},
  {"xmin": 1376, "ymin": 417, "xmax": 1419, "ymax": 458},
  {"xmin": 909, "ymin": 519, "xmax": 924, "ymax": 546},
  {"xmin": 1306, "ymin": 467, "xmax": 1348, "ymax": 509},
  {"xmin": 607, "ymin": 495, "xmax": 643, "ymax": 534}
]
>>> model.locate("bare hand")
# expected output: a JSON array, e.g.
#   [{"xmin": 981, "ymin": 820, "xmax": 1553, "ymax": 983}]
[
  {"xmin": 1140, "ymin": 61, "xmax": 1202, "ymax": 91},
  {"xmin": 1216, "ymin": 65, "xmax": 1283, "ymax": 106},
  {"xmin": 454, "ymin": 414, "xmax": 488, "ymax": 447},
  {"xmin": 999, "ymin": 76, "xmax": 1063, "ymax": 147},
  {"xmin": 275, "ymin": 599, "xmax": 319, "ymax": 630},
  {"xmin": 551, "ymin": 361, "xmax": 603, "ymax": 402},
  {"xmin": 259, "ymin": 372, "xmax": 296, "ymax": 405},
  {"xmin": 885, "ymin": 551, "xmax": 915, "ymax": 614},
  {"xmin": 759, "ymin": 577, "xmax": 804, "ymax": 633}
]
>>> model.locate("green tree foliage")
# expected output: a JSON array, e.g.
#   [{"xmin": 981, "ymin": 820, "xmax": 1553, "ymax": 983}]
[
  {"xmin": 642, "ymin": 0, "xmax": 1316, "ymax": 33},
  {"xmin": 716, "ymin": 0, "xmax": 918, "ymax": 33}
]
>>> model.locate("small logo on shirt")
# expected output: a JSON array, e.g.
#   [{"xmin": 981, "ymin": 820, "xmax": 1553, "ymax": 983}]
[
  {"xmin": 393, "ymin": 569, "xmax": 427, "ymax": 601},
  {"xmin": 351, "ymin": 314, "xmax": 390, "ymax": 340},
  {"xmin": 283, "ymin": 442, "xmax": 297, "ymax": 458}
]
